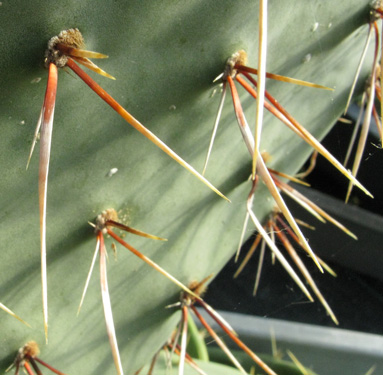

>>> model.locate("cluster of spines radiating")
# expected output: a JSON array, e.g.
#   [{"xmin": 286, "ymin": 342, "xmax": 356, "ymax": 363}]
[{"xmin": 6, "ymin": 1, "xmax": 378, "ymax": 373}]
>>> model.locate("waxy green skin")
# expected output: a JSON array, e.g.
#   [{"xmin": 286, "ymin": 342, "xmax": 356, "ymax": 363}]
[{"xmin": 0, "ymin": 1, "xmax": 373, "ymax": 374}]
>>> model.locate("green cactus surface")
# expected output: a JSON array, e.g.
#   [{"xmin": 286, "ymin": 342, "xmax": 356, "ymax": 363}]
[{"xmin": 0, "ymin": 0, "xmax": 374, "ymax": 374}]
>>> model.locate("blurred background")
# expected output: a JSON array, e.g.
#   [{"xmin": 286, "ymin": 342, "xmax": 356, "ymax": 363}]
[{"xmin": 205, "ymin": 103, "xmax": 383, "ymax": 335}]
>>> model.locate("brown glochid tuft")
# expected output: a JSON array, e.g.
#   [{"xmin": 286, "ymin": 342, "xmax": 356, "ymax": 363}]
[{"xmin": 45, "ymin": 28, "xmax": 85, "ymax": 68}]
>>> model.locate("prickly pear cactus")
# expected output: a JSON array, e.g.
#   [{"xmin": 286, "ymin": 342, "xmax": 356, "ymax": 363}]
[{"xmin": 0, "ymin": 0, "xmax": 374, "ymax": 374}]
